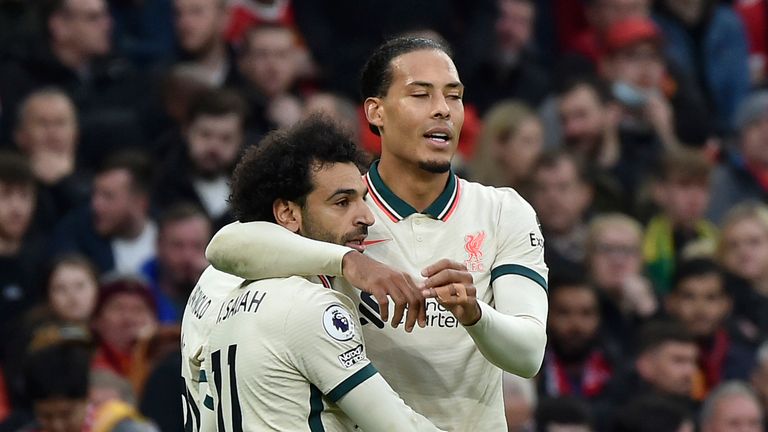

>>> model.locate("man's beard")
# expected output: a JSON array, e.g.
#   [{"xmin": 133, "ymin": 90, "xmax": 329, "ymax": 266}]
[
  {"xmin": 418, "ymin": 160, "xmax": 451, "ymax": 174},
  {"xmin": 551, "ymin": 335, "xmax": 598, "ymax": 363}
]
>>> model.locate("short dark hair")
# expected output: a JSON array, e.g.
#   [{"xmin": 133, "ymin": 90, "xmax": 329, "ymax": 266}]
[
  {"xmin": 39, "ymin": 0, "xmax": 67, "ymax": 37},
  {"xmin": 548, "ymin": 269, "xmax": 595, "ymax": 299},
  {"xmin": 229, "ymin": 115, "xmax": 366, "ymax": 223},
  {"xmin": 532, "ymin": 150, "xmax": 590, "ymax": 184},
  {"xmin": 44, "ymin": 254, "xmax": 99, "ymax": 298},
  {"xmin": 655, "ymin": 149, "xmax": 712, "ymax": 184},
  {"xmin": 671, "ymin": 258, "xmax": 724, "ymax": 294},
  {"xmin": 0, "ymin": 151, "xmax": 35, "ymax": 187},
  {"xmin": 186, "ymin": 88, "xmax": 247, "ymax": 126},
  {"xmin": 636, "ymin": 320, "xmax": 695, "ymax": 355},
  {"xmin": 535, "ymin": 397, "xmax": 593, "ymax": 432},
  {"xmin": 25, "ymin": 341, "xmax": 92, "ymax": 401},
  {"xmin": 360, "ymin": 36, "xmax": 453, "ymax": 135},
  {"xmin": 613, "ymin": 396, "xmax": 692, "ymax": 432},
  {"xmin": 557, "ymin": 75, "xmax": 614, "ymax": 105},
  {"xmin": 239, "ymin": 22, "xmax": 294, "ymax": 55},
  {"xmin": 158, "ymin": 203, "xmax": 211, "ymax": 234},
  {"xmin": 97, "ymin": 151, "xmax": 154, "ymax": 195}
]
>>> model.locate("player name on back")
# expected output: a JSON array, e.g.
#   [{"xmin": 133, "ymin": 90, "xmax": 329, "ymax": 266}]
[{"xmin": 216, "ymin": 288, "xmax": 267, "ymax": 323}]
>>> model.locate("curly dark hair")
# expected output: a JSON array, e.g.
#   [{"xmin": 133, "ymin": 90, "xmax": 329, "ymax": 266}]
[
  {"xmin": 229, "ymin": 115, "xmax": 366, "ymax": 223},
  {"xmin": 360, "ymin": 36, "xmax": 452, "ymax": 135}
]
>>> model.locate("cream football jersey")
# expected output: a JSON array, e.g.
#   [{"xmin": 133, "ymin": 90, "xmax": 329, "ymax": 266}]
[
  {"xmin": 181, "ymin": 266, "xmax": 244, "ymax": 432},
  {"xmin": 205, "ymin": 275, "xmax": 378, "ymax": 432},
  {"xmin": 329, "ymin": 161, "xmax": 549, "ymax": 431}
]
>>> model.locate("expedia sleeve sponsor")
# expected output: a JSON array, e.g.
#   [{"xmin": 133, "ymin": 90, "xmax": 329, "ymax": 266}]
[{"xmin": 337, "ymin": 344, "xmax": 366, "ymax": 368}]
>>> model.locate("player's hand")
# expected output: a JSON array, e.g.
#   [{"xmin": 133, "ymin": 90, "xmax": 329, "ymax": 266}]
[
  {"xmin": 342, "ymin": 251, "xmax": 426, "ymax": 332},
  {"xmin": 421, "ymin": 259, "xmax": 481, "ymax": 326}
]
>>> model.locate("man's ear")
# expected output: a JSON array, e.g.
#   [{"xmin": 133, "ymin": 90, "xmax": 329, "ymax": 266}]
[
  {"xmin": 273, "ymin": 199, "xmax": 301, "ymax": 233},
  {"xmin": 364, "ymin": 97, "xmax": 384, "ymax": 133}
]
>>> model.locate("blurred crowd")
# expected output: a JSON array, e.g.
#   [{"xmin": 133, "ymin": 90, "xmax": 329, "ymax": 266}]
[{"xmin": 0, "ymin": 0, "xmax": 767, "ymax": 430}]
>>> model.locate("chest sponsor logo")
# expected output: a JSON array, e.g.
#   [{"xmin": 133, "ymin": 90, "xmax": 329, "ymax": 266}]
[
  {"xmin": 338, "ymin": 344, "xmax": 366, "ymax": 368},
  {"xmin": 323, "ymin": 304, "xmax": 356, "ymax": 341},
  {"xmin": 464, "ymin": 231, "xmax": 487, "ymax": 272}
]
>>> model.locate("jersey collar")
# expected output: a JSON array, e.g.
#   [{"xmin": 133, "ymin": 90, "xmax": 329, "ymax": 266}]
[{"xmin": 364, "ymin": 160, "xmax": 461, "ymax": 222}]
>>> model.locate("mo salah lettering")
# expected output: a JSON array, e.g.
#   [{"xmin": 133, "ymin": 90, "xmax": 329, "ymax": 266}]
[{"xmin": 216, "ymin": 289, "xmax": 267, "ymax": 323}]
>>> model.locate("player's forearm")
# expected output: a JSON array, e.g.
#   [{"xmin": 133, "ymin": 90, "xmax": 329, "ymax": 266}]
[
  {"xmin": 206, "ymin": 221, "xmax": 352, "ymax": 279},
  {"xmin": 337, "ymin": 373, "xmax": 445, "ymax": 432},
  {"xmin": 464, "ymin": 301, "xmax": 546, "ymax": 378}
]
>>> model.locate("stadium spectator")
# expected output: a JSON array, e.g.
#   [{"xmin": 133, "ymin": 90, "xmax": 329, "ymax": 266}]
[
  {"xmin": 538, "ymin": 273, "xmax": 617, "ymax": 401},
  {"xmin": 534, "ymin": 396, "xmax": 593, "ymax": 432},
  {"xmin": 52, "ymin": 151, "xmax": 156, "ymax": 275},
  {"xmin": 665, "ymin": 258, "xmax": 755, "ymax": 400},
  {"xmin": 13, "ymin": 88, "xmax": 91, "ymax": 226},
  {"xmin": 586, "ymin": 213, "xmax": 656, "ymax": 351},
  {"xmin": 612, "ymin": 395, "xmax": 694, "ymax": 432},
  {"xmin": 644, "ymin": 150, "xmax": 717, "ymax": 294},
  {"xmin": 224, "ymin": 0, "xmax": 295, "ymax": 43},
  {"xmin": 45, "ymin": 255, "xmax": 99, "ymax": 326},
  {"xmin": 654, "ymin": 0, "xmax": 750, "ymax": 132},
  {"xmin": 717, "ymin": 203, "xmax": 768, "ymax": 346},
  {"xmin": 707, "ymin": 91, "xmax": 768, "ymax": 224},
  {"xmin": 153, "ymin": 89, "xmax": 246, "ymax": 229},
  {"xmin": 173, "ymin": 0, "xmax": 240, "ymax": 87},
  {"xmin": 568, "ymin": 0, "xmax": 651, "ymax": 63},
  {"xmin": 237, "ymin": 23, "xmax": 302, "ymax": 133},
  {"xmin": 302, "ymin": 92, "xmax": 362, "ymax": 143},
  {"xmin": 531, "ymin": 151, "xmax": 593, "ymax": 274},
  {"xmin": 700, "ymin": 381, "xmax": 763, "ymax": 432},
  {"xmin": 502, "ymin": 373, "xmax": 537, "ymax": 432},
  {"xmin": 466, "ymin": 0, "xmax": 550, "ymax": 113},
  {"xmin": 734, "ymin": 0, "xmax": 768, "ymax": 86},
  {"xmin": 469, "ymin": 101, "xmax": 544, "ymax": 193},
  {"xmin": 140, "ymin": 204, "xmax": 210, "ymax": 323}
]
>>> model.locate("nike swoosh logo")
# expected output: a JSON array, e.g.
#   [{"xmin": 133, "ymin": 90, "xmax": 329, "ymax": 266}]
[{"xmin": 361, "ymin": 239, "xmax": 392, "ymax": 246}]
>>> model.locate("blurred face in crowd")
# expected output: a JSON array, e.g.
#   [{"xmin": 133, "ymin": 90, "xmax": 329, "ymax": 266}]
[
  {"xmin": 0, "ymin": 181, "xmax": 36, "ymax": 242},
  {"xmin": 93, "ymin": 292, "xmax": 157, "ymax": 353},
  {"xmin": 91, "ymin": 169, "xmax": 147, "ymax": 238},
  {"xmin": 494, "ymin": 116, "xmax": 543, "ymax": 186},
  {"xmin": 662, "ymin": 0, "xmax": 705, "ymax": 26},
  {"xmin": 186, "ymin": 113, "xmax": 243, "ymax": 177},
  {"xmin": 174, "ymin": 0, "xmax": 226, "ymax": 55},
  {"xmin": 158, "ymin": 215, "xmax": 211, "ymax": 289},
  {"xmin": 637, "ymin": 341, "xmax": 698, "ymax": 396},
  {"xmin": 603, "ymin": 42, "xmax": 665, "ymax": 91},
  {"xmin": 34, "ymin": 397, "xmax": 87, "ymax": 432},
  {"xmin": 495, "ymin": 0, "xmax": 535, "ymax": 54},
  {"xmin": 48, "ymin": 263, "xmax": 98, "ymax": 323},
  {"xmin": 548, "ymin": 285, "xmax": 600, "ymax": 361},
  {"xmin": 15, "ymin": 93, "xmax": 78, "ymax": 156},
  {"xmin": 239, "ymin": 26, "xmax": 297, "ymax": 99},
  {"xmin": 365, "ymin": 49, "xmax": 464, "ymax": 174},
  {"xmin": 702, "ymin": 394, "xmax": 764, "ymax": 432},
  {"xmin": 720, "ymin": 216, "xmax": 768, "ymax": 282},
  {"xmin": 656, "ymin": 177, "xmax": 710, "ymax": 229},
  {"xmin": 587, "ymin": 0, "xmax": 650, "ymax": 30},
  {"xmin": 666, "ymin": 274, "xmax": 731, "ymax": 338},
  {"xmin": 589, "ymin": 222, "xmax": 643, "ymax": 293},
  {"xmin": 532, "ymin": 157, "xmax": 591, "ymax": 235},
  {"xmin": 741, "ymin": 117, "xmax": 768, "ymax": 168},
  {"xmin": 559, "ymin": 85, "xmax": 611, "ymax": 154},
  {"xmin": 52, "ymin": 0, "xmax": 111, "ymax": 57}
]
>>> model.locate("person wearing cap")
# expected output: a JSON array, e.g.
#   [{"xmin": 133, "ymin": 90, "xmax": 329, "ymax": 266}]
[{"xmin": 707, "ymin": 91, "xmax": 768, "ymax": 225}]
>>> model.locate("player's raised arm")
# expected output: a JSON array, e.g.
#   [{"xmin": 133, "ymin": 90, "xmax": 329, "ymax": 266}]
[{"xmin": 206, "ymin": 221, "xmax": 428, "ymax": 331}]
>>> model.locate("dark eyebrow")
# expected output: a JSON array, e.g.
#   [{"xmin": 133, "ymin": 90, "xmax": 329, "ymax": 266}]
[
  {"xmin": 407, "ymin": 81, "xmax": 464, "ymax": 90},
  {"xmin": 326, "ymin": 188, "xmax": 360, "ymax": 201}
]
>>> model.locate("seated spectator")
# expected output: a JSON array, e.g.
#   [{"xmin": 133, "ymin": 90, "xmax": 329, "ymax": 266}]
[
  {"xmin": 469, "ymin": 101, "xmax": 543, "ymax": 194},
  {"xmin": 716, "ymin": 203, "xmax": 768, "ymax": 346},
  {"xmin": 538, "ymin": 272, "xmax": 617, "ymax": 401},
  {"xmin": 665, "ymin": 258, "xmax": 755, "ymax": 400},
  {"xmin": 225, "ymin": 0, "xmax": 295, "ymax": 43},
  {"xmin": 502, "ymin": 373, "xmax": 537, "ymax": 432},
  {"xmin": 153, "ymin": 89, "xmax": 246, "ymax": 229},
  {"xmin": 237, "ymin": 23, "xmax": 303, "ymax": 133},
  {"xmin": 700, "ymin": 381, "xmax": 763, "ymax": 432},
  {"xmin": 586, "ymin": 213, "xmax": 657, "ymax": 351},
  {"xmin": 654, "ymin": 0, "xmax": 750, "ymax": 132},
  {"xmin": 52, "ymin": 151, "xmax": 156, "ymax": 275},
  {"xmin": 613, "ymin": 395, "xmax": 694, "ymax": 432},
  {"xmin": 735, "ymin": 0, "xmax": 768, "ymax": 86},
  {"xmin": 0, "ymin": 152, "xmax": 44, "ymax": 340},
  {"xmin": 644, "ymin": 150, "xmax": 718, "ymax": 294},
  {"xmin": 534, "ymin": 397, "xmax": 594, "ymax": 432},
  {"xmin": 173, "ymin": 0, "xmax": 240, "ymax": 87},
  {"xmin": 466, "ymin": 0, "xmax": 550, "ymax": 114},
  {"xmin": 13, "ymin": 88, "xmax": 91, "ymax": 226},
  {"xmin": 302, "ymin": 92, "xmax": 361, "ymax": 144},
  {"xmin": 140, "ymin": 204, "xmax": 210, "ymax": 323},
  {"xmin": 531, "ymin": 151, "xmax": 593, "ymax": 273},
  {"xmin": 708, "ymin": 92, "xmax": 768, "ymax": 224},
  {"xmin": 569, "ymin": 0, "xmax": 651, "ymax": 63}
]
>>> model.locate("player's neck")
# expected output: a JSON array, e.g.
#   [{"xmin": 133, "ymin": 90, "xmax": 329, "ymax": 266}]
[{"xmin": 377, "ymin": 155, "xmax": 450, "ymax": 213}]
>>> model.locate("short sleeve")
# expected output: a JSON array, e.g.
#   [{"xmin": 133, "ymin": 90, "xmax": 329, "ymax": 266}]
[
  {"xmin": 490, "ymin": 189, "xmax": 548, "ymax": 293},
  {"xmin": 283, "ymin": 291, "xmax": 377, "ymax": 403}
]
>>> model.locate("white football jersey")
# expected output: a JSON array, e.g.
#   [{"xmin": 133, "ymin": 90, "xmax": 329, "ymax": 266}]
[
  {"xmin": 180, "ymin": 266, "xmax": 244, "ymax": 432},
  {"xmin": 205, "ymin": 275, "xmax": 378, "ymax": 432}
]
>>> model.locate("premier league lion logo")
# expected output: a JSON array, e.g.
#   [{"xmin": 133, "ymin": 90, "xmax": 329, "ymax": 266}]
[
  {"xmin": 332, "ymin": 310, "xmax": 350, "ymax": 333},
  {"xmin": 323, "ymin": 304, "xmax": 355, "ymax": 341}
]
